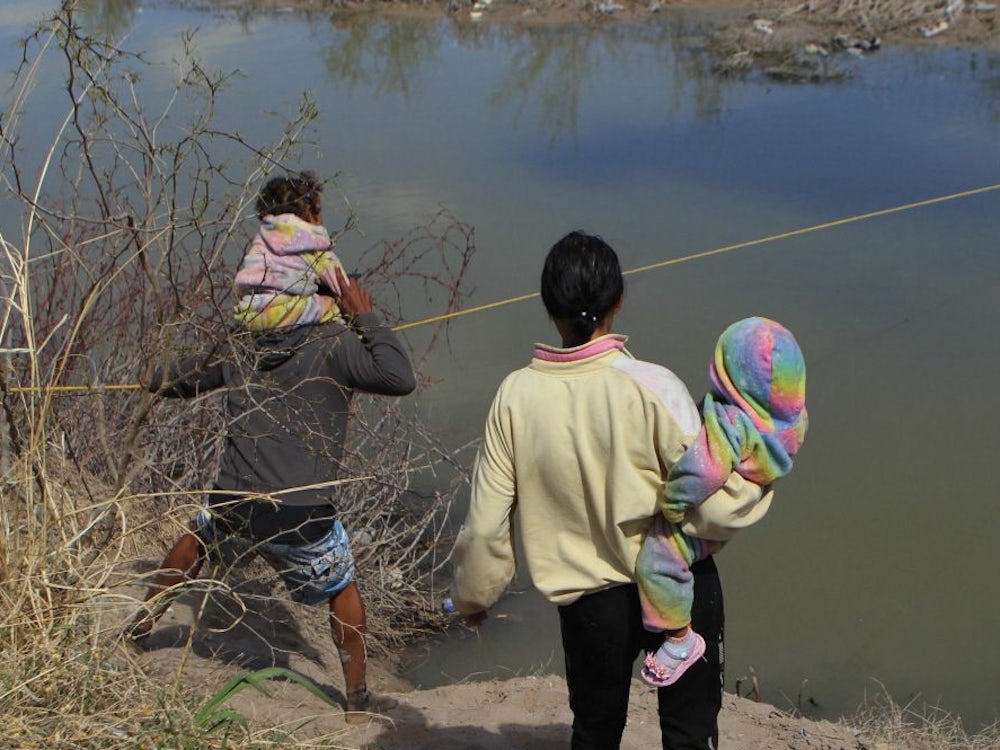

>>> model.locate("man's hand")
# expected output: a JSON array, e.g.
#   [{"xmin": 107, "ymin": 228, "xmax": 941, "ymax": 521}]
[{"xmin": 336, "ymin": 268, "xmax": 373, "ymax": 317}]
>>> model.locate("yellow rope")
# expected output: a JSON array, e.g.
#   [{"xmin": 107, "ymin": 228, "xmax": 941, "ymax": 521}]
[
  {"xmin": 8, "ymin": 181, "xmax": 1000, "ymax": 395},
  {"xmin": 623, "ymin": 182, "xmax": 1000, "ymax": 277},
  {"xmin": 391, "ymin": 292, "xmax": 540, "ymax": 332},
  {"xmin": 22, "ymin": 383, "xmax": 144, "ymax": 394}
]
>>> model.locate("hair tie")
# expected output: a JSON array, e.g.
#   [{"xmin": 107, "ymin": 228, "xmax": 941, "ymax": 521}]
[{"xmin": 578, "ymin": 310, "xmax": 598, "ymax": 325}]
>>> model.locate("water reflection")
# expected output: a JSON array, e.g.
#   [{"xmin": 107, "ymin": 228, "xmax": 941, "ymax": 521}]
[
  {"xmin": 317, "ymin": 14, "xmax": 729, "ymax": 138},
  {"xmin": 488, "ymin": 20, "xmax": 730, "ymax": 137},
  {"xmin": 75, "ymin": 0, "xmax": 138, "ymax": 39},
  {"xmin": 977, "ymin": 52, "xmax": 1000, "ymax": 119},
  {"xmin": 313, "ymin": 11, "xmax": 1000, "ymax": 142},
  {"xmin": 488, "ymin": 25, "xmax": 618, "ymax": 139},
  {"xmin": 322, "ymin": 16, "xmax": 445, "ymax": 96}
]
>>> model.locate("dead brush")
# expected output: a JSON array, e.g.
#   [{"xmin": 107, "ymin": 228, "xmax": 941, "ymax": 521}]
[
  {"xmin": 851, "ymin": 682, "xmax": 1000, "ymax": 749},
  {"xmin": 0, "ymin": 447, "xmax": 208, "ymax": 748},
  {"xmin": 2, "ymin": 3, "xmax": 474, "ymax": 745},
  {"xmin": 779, "ymin": 0, "xmax": 947, "ymax": 34},
  {"xmin": 775, "ymin": 0, "xmax": 950, "ymax": 38}
]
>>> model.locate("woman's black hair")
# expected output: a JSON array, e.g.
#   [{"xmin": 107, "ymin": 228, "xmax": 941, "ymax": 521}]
[
  {"xmin": 541, "ymin": 230, "xmax": 624, "ymax": 347},
  {"xmin": 256, "ymin": 171, "xmax": 323, "ymax": 221}
]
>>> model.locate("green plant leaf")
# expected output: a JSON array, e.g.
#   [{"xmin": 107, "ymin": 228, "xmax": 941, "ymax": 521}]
[{"xmin": 195, "ymin": 666, "xmax": 340, "ymax": 730}]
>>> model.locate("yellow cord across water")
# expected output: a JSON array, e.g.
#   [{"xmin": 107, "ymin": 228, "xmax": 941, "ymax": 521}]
[
  {"xmin": 391, "ymin": 182, "xmax": 1000, "ymax": 329},
  {"xmin": 9, "ymin": 181, "xmax": 1000, "ymax": 395}
]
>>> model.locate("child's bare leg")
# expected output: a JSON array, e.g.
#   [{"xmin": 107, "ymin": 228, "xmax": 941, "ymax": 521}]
[{"xmin": 127, "ymin": 531, "xmax": 206, "ymax": 639}]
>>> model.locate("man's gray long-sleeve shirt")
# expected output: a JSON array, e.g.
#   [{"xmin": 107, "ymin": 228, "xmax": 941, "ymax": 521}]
[{"xmin": 149, "ymin": 312, "xmax": 416, "ymax": 507}]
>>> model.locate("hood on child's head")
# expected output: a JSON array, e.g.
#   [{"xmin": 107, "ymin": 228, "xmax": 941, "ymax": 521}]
[{"xmin": 709, "ymin": 316, "xmax": 806, "ymax": 425}]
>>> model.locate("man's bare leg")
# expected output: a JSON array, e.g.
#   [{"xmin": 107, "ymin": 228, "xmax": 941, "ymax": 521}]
[
  {"xmin": 330, "ymin": 581, "xmax": 367, "ymax": 691},
  {"xmin": 126, "ymin": 531, "xmax": 206, "ymax": 640},
  {"xmin": 329, "ymin": 581, "xmax": 396, "ymax": 723}
]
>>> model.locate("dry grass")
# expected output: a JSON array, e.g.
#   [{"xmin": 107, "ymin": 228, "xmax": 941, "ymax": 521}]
[
  {"xmin": 851, "ymin": 684, "xmax": 1000, "ymax": 749},
  {"xmin": 1, "ymin": 452, "xmax": 209, "ymax": 748},
  {"xmin": 1, "ymin": 4, "xmax": 473, "ymax": 746}
]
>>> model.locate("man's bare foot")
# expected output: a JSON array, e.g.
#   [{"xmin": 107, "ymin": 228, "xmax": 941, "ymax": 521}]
[
  {"xmin": 345, "ymin": 688, "xmax": 398, "ymax": 725},
  {"xmin": 121, "ymin": 612, "xmax": 154, "ymax": 643}
]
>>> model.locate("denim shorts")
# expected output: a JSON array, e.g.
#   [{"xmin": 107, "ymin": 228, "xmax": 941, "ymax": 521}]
[{"xmin": 194, "ymin": 509, "xmax": 356, "ymax": 605}]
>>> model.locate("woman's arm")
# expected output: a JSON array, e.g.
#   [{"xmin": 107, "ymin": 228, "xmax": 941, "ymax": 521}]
[{"xmin": 450, "ymin": 388, "xmax": 518, "ymax": 614}]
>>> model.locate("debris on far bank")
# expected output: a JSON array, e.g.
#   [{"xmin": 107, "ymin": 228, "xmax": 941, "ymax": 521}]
[
  {"xmin": 713, "ymin": 17, "xmax": 870, "ymax": 81},
  {"xmin": 185, "ymin": 0, "xmax": 997, "ymax": 82},
  {"xmin": 706, "ymin": 0, "xmax": 996, "ymax": 81},
  {"xmin": 469, "ymin": 0, "xmax": 491, "ymax": 20}
]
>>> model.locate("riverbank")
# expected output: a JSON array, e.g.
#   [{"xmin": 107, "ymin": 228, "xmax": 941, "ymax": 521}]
[
  {"xmin": 187, "ymin": 0, "xmax": 999, "ymax": 81},
  {"xmin": 117, "ymin": 588, "xmax": 996, "ymax": 749},
  {"xmin": 347, "ymin": 675, "xmax": 867, "ymax": 749}
]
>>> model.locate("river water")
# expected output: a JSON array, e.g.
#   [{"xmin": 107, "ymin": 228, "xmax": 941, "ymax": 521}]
[{"xmin": 3, "ymin": 0, "xmax": 999, "ymax": 731}]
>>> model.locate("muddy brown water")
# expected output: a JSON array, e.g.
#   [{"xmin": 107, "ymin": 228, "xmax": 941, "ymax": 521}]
[{"xmin": 4, "ymin": 0, "xmax": 999, "ymax": 731}]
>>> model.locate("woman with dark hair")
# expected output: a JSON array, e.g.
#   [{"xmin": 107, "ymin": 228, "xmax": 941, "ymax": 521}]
[
  {"xmin": 539, "ymin": 230, "xmax": 624, "ymax": 347},
  {"xmin": 451, "ymin": 230, "xmax": 765, "ymax": 749}
]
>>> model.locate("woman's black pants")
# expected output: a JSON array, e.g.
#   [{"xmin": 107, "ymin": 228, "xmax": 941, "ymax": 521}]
[{"xmin": 558, "ymin": 557, "xmax": 724, "ymax": 750}]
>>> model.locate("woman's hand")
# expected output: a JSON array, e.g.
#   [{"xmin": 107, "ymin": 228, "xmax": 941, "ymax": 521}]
[
  {"xmin": 336, "ymin": 268, "xmax": 373, "ymax": 317},
  {"xmin": 464, "ymin": 610, "xmax": 489, "ymax": 628}
]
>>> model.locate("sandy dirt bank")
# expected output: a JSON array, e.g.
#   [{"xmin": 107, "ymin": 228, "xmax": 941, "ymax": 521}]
[{"xmin": 120, "ymin": 589, "xmax": 889, "ymax": 749}]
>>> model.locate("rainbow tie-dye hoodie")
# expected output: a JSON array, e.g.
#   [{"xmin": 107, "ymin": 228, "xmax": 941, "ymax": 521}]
[
  {"xmin": 661, "ymin": 316, "xmax": 808, "ymax": 524},
  {"xmin": 234, "ymin": 213, "xmax": 346, "ymax": 331}
]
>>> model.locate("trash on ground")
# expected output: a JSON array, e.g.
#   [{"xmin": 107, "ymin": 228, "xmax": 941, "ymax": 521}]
[{"xmin": 920, "ymin": 19, "xmax": 951, "ymax": 36}]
